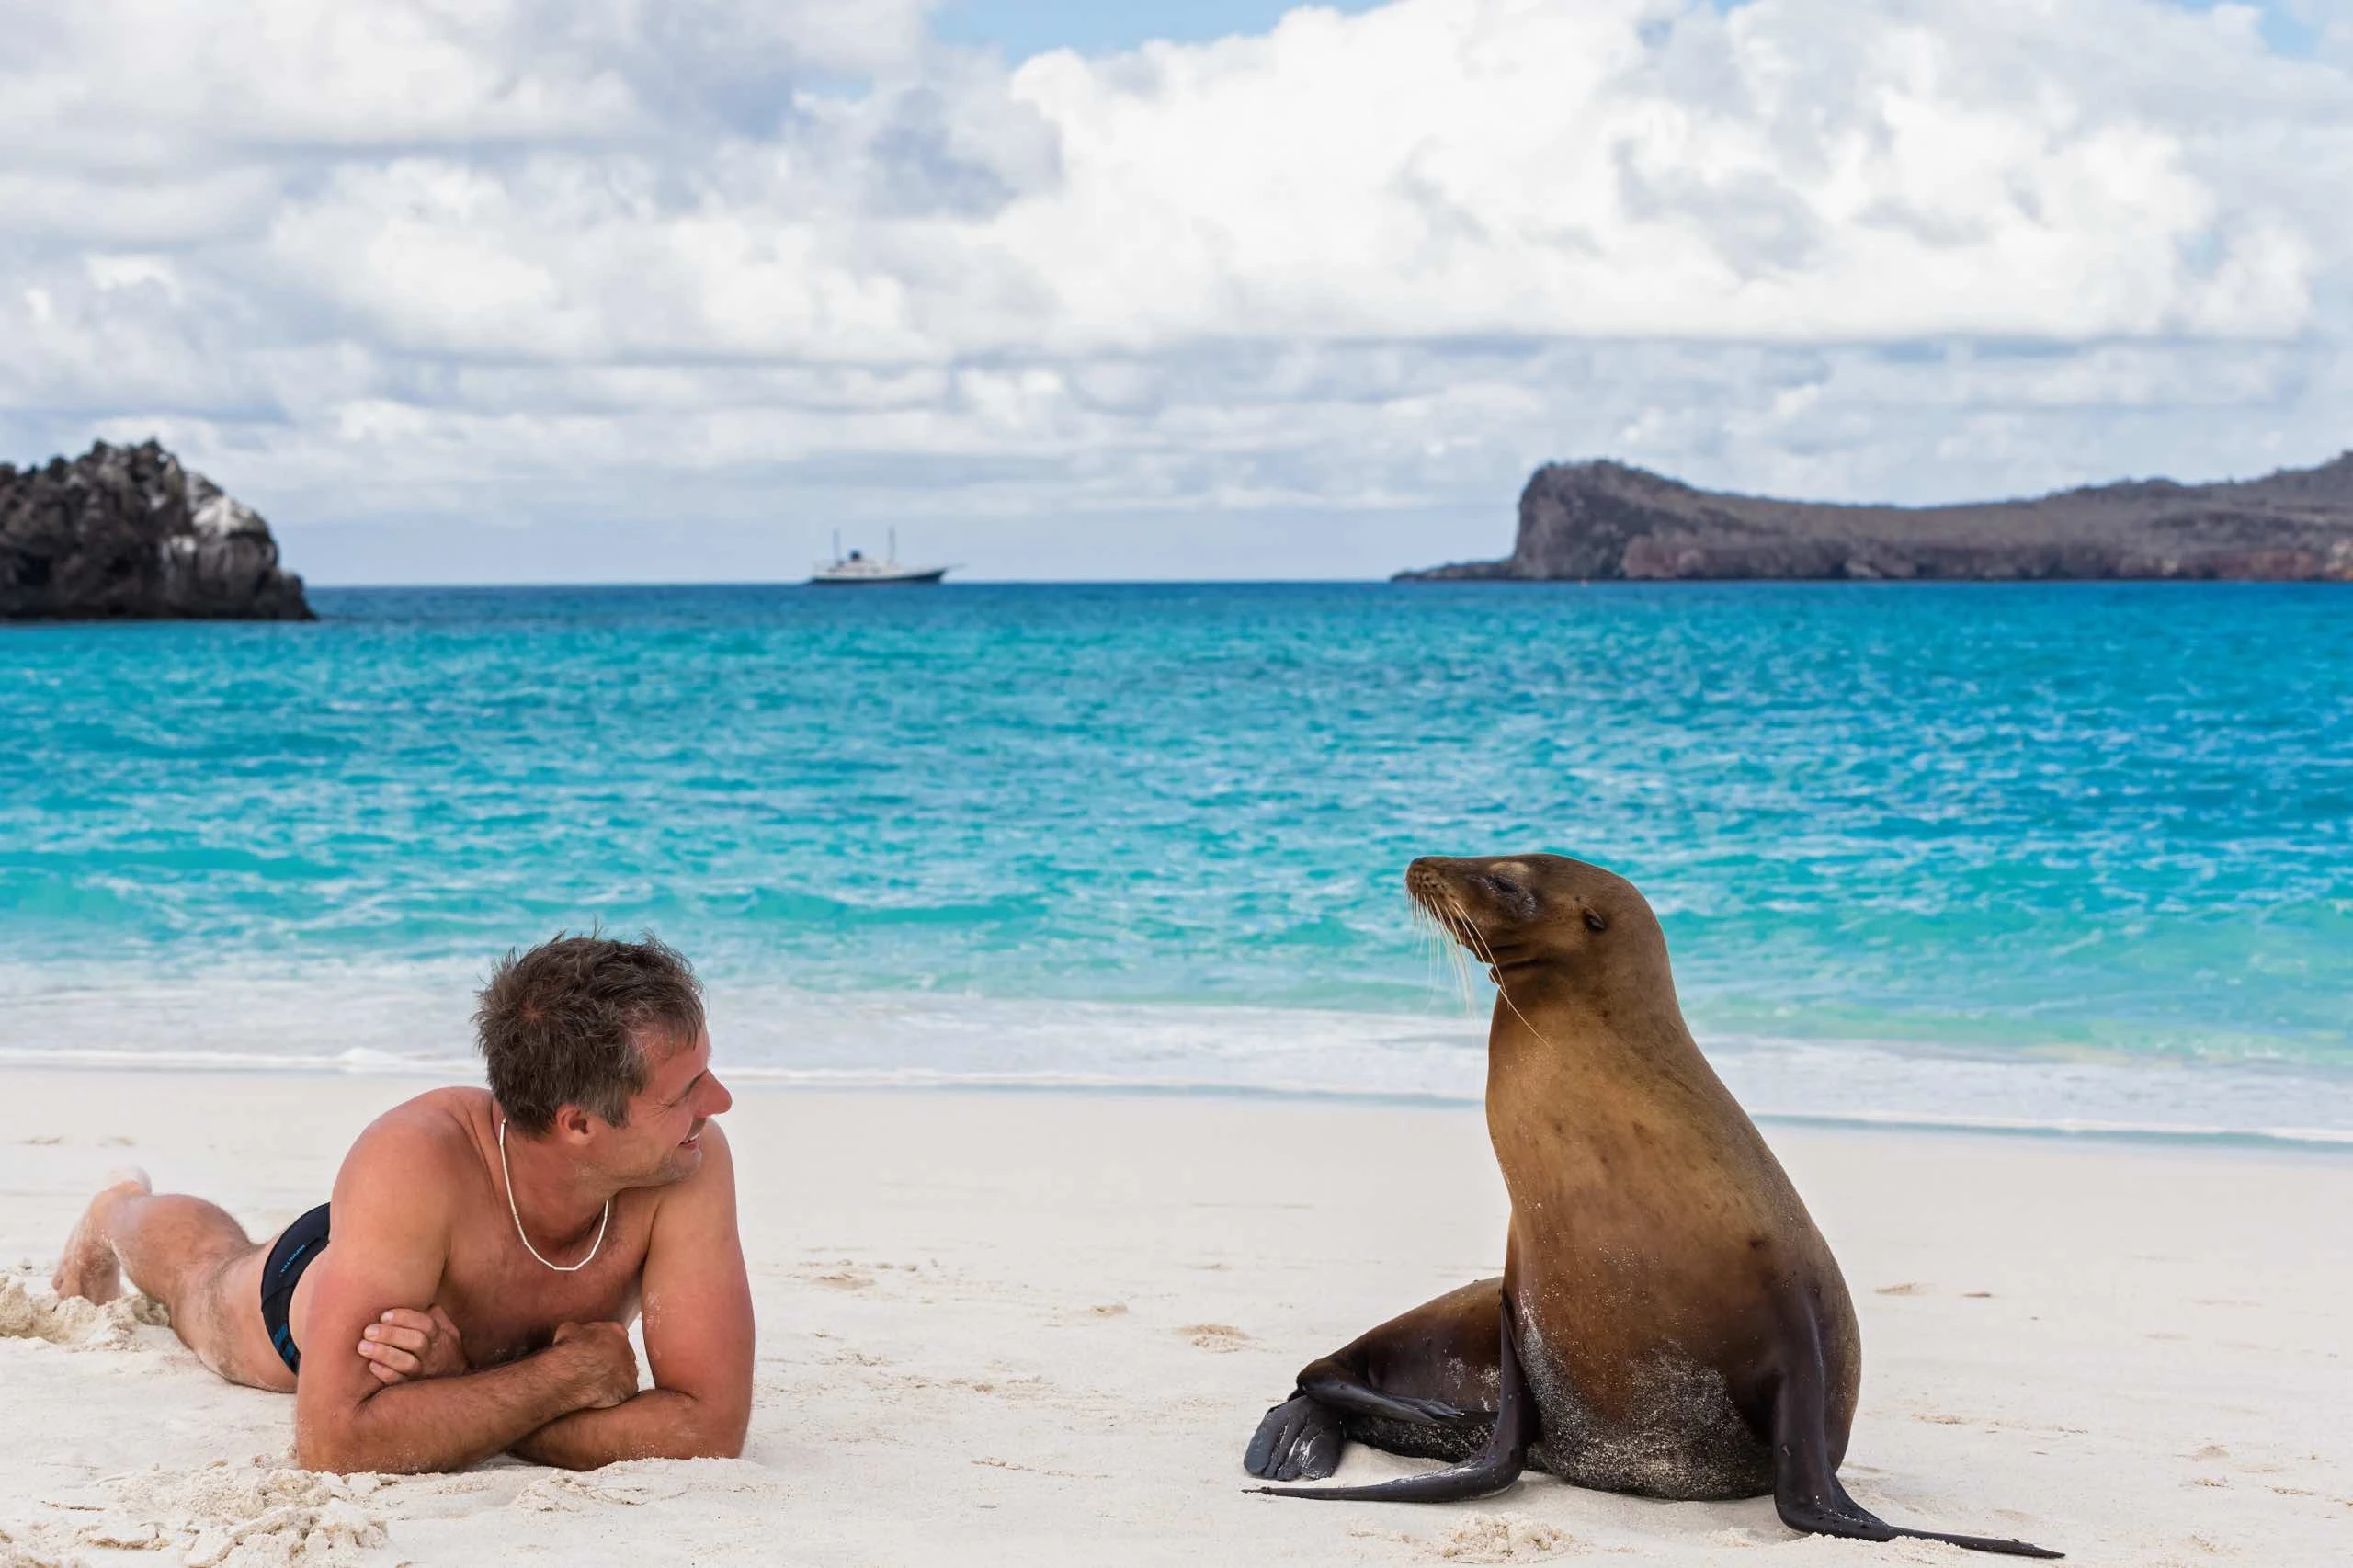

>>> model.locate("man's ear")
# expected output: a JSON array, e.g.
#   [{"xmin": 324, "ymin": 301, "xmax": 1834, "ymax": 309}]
[{"xmin": 551, "ymin": 1104, "xmax": 597, "ymax": 1143}]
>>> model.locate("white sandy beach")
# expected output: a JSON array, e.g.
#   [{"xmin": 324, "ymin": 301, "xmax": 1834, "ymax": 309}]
[{"xmin": 1, "ymin": 1069, "xmax": 2347, "ymax": 1567}]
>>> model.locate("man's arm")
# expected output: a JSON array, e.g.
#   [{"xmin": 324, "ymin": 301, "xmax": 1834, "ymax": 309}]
[
  {"xmin": 509, "ymin": 1122, "xmax": 755, "ymax": 1469},
  {"xmin": 294, "ymin": 1116, "xmax": 635, "ymax": 1474}
]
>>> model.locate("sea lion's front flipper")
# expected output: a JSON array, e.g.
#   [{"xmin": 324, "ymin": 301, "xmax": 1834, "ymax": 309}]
[
  {"xmin": 1253, "ymin": 1294, "xmax": 1532, "ymax": 1504},
  {"xmin": 1771, "ymin": 1312, "xmax": 2063, "ymax": 1560}
]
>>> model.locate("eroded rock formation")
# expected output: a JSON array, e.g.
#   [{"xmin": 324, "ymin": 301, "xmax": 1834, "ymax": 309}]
[
  {"xmin": 1, "ymin": 440, "xmax": 313, "ymax": 619},
  {"xmin": 1400, "ymin": 453, "xmax": 2353, "ymax": 583}
]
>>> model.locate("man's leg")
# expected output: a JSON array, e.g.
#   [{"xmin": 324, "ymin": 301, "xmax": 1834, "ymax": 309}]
[{"xmin": 51, "ymin": 1172, "xmax": 295, "ymax": 1392}]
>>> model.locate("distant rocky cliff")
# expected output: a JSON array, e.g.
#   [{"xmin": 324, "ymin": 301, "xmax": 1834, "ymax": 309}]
[
  {"xmin": 1399, "ymin": 453, "xmax": 2353, "ymax": 583},
  {"xmin": 1, "ymin": 441, "xmax": 312, "ymax": 620}
]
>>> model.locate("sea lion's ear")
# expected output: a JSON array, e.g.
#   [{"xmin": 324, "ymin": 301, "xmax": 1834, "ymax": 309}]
[{"xmin": 1583, "ymin": 909, "xmax": 1608, "ymax": 933}]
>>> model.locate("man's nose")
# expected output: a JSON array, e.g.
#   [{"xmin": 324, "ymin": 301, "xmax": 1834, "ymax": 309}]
[{"xmin": 702, "ymin": 1074, "xmax": 733, "ymax": 1117}]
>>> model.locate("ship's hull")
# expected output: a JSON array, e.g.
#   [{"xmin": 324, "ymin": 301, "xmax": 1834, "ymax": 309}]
[{"xmin": 807, "ymin": 568, "xmax": 949, "ymax": 585}]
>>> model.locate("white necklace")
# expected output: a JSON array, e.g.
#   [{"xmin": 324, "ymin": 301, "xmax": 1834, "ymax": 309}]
[{"xmin": 498, "ymin": 1118, "xmax": 611, "ymax": 1274}]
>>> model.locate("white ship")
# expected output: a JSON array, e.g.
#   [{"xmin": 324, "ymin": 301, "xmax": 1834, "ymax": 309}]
[{"xmin": 809, "ymin": 529, "xmax": 953, "ymax": 586}]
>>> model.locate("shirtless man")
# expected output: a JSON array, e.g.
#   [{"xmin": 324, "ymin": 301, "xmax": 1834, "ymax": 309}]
[{"xmin": 48, "ymin": 934, "xmax": 752, "ymax": 1474}]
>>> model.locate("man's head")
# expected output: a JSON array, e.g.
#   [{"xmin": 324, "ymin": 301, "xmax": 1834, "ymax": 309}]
[{"xmin": 475, "ymin": 932, "xmax": 731, "ymax": 1184}]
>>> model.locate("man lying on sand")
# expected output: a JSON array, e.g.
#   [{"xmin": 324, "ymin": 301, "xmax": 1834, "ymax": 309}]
[{"xmin": 50, "ymin": 934, "xmax": 749, "ymax": 1474}]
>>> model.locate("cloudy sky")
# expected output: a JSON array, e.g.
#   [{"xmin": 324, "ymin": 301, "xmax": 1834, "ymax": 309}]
[{"xmin": 4, "ymin": 0, "xmax": 2349, "ymax": 582}]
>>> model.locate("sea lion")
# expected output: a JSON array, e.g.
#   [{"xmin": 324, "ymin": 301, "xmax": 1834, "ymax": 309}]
[{"xmin": 1245, "ymin": 854, "xmax": 2059, "ymax": 1559}]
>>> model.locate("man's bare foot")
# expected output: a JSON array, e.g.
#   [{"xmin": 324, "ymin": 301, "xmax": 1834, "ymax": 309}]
[{"xmin": 51, "ymin": 1168, "xmax": 152, "ymax": 1304}]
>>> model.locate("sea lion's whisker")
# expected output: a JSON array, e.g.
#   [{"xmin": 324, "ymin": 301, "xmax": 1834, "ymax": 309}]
[
  {"xmin": 1408, "ymin": 888, "xmax": 1472, "ymax": 1013},
  {"xmin": 1415, "ymin": 903, "xmax": 1470, "ymax": 1014},
  {"xmin": 1435, "ymin": 892, "xmax": 1486, "ymax": 1003},
  {"xmin": 1427, "ymin": 894, "xmax": 1482, "ymax": 1015},
  {"xmin": 1441, "ymin": 889, "xmax": 1559, "ymax": 1052}
]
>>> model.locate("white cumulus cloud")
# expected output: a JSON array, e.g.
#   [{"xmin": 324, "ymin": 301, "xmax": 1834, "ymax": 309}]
[{"xmin": 1, "ymin": 0, "xmax": 2348, "ymax": 581}]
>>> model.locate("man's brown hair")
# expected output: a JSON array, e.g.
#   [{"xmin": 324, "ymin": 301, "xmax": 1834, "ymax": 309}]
[{"xmin": 475, "ymin": 932, "xmax": 706, "ymax": 1134}]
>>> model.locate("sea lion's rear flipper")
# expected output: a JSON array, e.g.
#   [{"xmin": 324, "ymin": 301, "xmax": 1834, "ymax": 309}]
[
  {"xmin": 1252, "ymin": 1294, "xmax": 1532, "ymax": 1504},
  {"xmin": 1772, "ymin": 1314, "xmax": 2063, "ymax": 1560},
  {"xmin": 1245, "ymin": 1278, "xmax": 1502, "ymax": 1483},
  {"xmin": 1296, "ymin": 1370, "xmax": 1471, "ymax": 1426},
  {"xmin": 1242, "ymin": 1364, "xmax": 1480, "ymax": 1482},
  {"xmin": 1245, "ymin": 1394, "xmax": 1347, "ymax": 1483}
]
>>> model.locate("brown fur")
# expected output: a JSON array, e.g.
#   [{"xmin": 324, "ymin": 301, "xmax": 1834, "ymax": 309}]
[
  {"xmin": 1252, "ymin": 856, "xmax": 2059, "ymax": 1557},
  {"xmin": 1402, "ymin": 854, "xmax": 1858, "ymax": 1498},
  {"xmin": 1289, "ymin": 857, "xmax": 1854, "ymax": 1506}
]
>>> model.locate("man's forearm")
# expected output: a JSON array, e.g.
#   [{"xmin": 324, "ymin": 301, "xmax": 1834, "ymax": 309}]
[
  {"xmin": 509, "ymin": 1389, "xmax": 746, "ymax": 1471},
  {"xmin": 301, "ymin": 1350, "xmax": 592, "ymax": 1474}
]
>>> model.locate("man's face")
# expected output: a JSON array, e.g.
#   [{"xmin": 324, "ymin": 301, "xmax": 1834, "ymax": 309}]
[{"xmin": 600, "ymin": 1025, "xmax": 732, "ymax": 1187}]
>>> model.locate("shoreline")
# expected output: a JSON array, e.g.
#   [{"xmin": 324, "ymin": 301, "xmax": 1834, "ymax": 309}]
[{"xmin": 4, "ymin": 1059, "xmax": 2351, "ymax": 1156}]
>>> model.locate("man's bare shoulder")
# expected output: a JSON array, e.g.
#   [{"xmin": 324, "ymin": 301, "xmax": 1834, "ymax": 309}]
[
  {"xmin": 685, "ymin": 1118, "xmax": 739, "ymax": 1187},
  {"xmin": 647, "ymin": 1119, "xmax": 739, "ymax": 1221},
  {"xmin": 332, "ymin": 1087, "xmax": 488, "ymax": 1211}
]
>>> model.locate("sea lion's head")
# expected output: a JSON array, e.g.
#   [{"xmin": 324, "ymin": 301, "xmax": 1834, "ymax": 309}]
[{"xmin": 1404, "ymin": 853, "xmax": 1665, "ymax": 993}]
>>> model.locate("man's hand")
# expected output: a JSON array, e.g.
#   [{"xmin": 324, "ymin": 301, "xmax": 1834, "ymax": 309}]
[
  {"xmin": 356, "ymin": 1307, "xmax": 466, "ymax": 1387},
  {"xmin": 502, "ymin": 1125, "xmax": 751, "ymax": 1471},
  {"xmin": 550, "ymin": 1322, "xmax": 640, "ymax": 1410}
]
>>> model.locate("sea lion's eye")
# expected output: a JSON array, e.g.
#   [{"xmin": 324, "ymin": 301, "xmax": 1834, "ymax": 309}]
[
  {"xmin": 1584, "ymin": 909, "xmax": 1608, "ymax": 933},
  {"xmin": 1478, "ymin": 873, "xmax": 1539, "ymax": 916}
]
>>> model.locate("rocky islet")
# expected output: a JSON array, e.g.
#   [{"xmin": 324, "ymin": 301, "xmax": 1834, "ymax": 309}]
[
  {"xmin": 1, "ymin": 440, "xmax": 312, "ymax": 620},
  {"xmin": 1402, "ymin": 451, "xmax": 2353, "ymax": 583}
]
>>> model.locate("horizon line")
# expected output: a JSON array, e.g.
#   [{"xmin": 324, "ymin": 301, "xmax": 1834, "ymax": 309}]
[{"xmin": 289, "ymin": 576, "xmax": 2347, "ymax": 592}]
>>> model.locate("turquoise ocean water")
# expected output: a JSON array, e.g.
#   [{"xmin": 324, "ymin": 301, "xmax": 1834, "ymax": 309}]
[{"xmin": 5, "ymin": 583, "xmax": 2349, "ymax": 1141}]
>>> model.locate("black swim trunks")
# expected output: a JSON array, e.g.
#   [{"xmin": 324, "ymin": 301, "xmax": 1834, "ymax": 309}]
[{"xmin": 259, "ymin": 1203, "xmax": 330, "ymax": 1375}]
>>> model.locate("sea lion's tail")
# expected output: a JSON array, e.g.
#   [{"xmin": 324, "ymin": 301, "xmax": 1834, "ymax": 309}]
[{"xmin": 1252, "ymin": 1293, "xmax": 1531, "ymax": 1505}]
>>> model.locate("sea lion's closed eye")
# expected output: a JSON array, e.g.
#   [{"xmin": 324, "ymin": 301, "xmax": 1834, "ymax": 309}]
[{"xmin": 1584, "ymin": 909, "xmax": 1608, "ymax": 933}]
